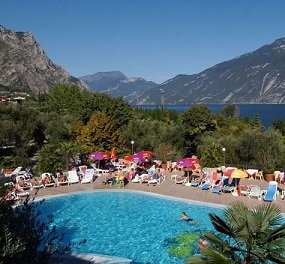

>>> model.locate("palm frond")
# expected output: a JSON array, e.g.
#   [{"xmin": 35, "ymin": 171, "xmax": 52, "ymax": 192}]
[{"xmin": 209, "ymin": 214, "xmax": 233, "ymax": 236}]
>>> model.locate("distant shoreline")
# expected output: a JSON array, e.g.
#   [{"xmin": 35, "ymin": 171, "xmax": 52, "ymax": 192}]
[{"xmin": 134, "ymin": 104, "xmax": 285, "ymax": 127}]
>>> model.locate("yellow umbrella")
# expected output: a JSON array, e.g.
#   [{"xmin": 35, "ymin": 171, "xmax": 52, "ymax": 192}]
[{"xmin": 231, "ymin": 169, "xmax": 248, "ymax": 179}]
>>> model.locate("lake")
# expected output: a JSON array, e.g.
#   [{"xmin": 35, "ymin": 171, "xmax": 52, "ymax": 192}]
[{"xmin": 136, "ymin": 104, "xmax": 285, "ymax": 128}]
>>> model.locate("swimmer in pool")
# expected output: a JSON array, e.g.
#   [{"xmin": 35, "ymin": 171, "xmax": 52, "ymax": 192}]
[{"xmin": 181, "ymin": 211, "xmax": 194, "ymax": 222}]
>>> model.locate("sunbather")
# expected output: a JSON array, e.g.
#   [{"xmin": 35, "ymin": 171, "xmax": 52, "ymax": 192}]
[
  {"xmin": 17, "ymin": 176, "xmax": 30, "ymax": 188},
  {"xmin": 57, "ymin": 171, "xmax": 67, "ymax": 182},
  {"xmin": 30, "ymin": 176, "xmax": 40, "ymax": 186},
  {"xmin": 42, "ymin": 173, "xmax": 54, "ymax": 185}
]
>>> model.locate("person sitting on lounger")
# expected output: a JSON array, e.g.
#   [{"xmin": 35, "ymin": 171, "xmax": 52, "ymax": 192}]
[
  {"xmin": 17, "ymin": 176, "xmax": 29, "ymax": 188},
  {"xmin": 30, "ymin": 176, "xmax": 40, "ymax": 186},
  {"xmin": 57, "ymin": 171, "xmax": 67, "ymax": 182},
  {"xmin": 181, "ymin": 211, "xmax": 194, "ymax": 222},
  {"xmin": 42, "ymin": 173, "xmax": 54, "ymax": 185}
]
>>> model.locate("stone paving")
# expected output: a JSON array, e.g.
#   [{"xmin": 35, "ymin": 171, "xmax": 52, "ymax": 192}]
[{"xmin": 34, "ymin": 171, "xmax": 285, "ymax": 212}]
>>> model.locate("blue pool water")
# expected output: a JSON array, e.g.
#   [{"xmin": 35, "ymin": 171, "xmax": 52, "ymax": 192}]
[{"xmin": 37, "ymin": 191, "xmax": 223, "ymax": 264}]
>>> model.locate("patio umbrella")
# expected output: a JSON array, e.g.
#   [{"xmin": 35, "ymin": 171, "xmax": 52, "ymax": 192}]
[
  {"xmin": 89, "ymin": 152, "xmax": 110, "ymax": 160},
  {"xmin": 177, "ymin": 158, "xmax": 200, "ymax": 169},
  {"xmin": 124, "ymin": 154, "xmax": 146, "ymax": 163},
  {"xmin": 224, "ymin": 168, "xmax": 236, "ymax": 177},
  {"xmin": 136, "ymin": 151, "xmax": 154, "ymax": 158},
  {"xmin": 231, "ymin": 169, "xmax": 248, "ymax": 179}
]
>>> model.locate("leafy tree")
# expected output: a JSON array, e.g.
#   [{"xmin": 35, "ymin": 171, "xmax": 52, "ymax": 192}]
[
  {"xmin": 198, "ymin": 142, "xmax": 223, "ymax": 168},
  {"xmin": 46, "ymin": 84, "xmax": 84, "ymax": 118},
  {"xmin": 187, "ymin": 202, "xmax": 285, "ymax": 264},
  {"xmin": 78, "ymin": 92, "xmax": 133, "ymax": 129},
  {"xmin": 75, "ymin": 111, "xmax": 125, "ymax": 155},
  {"xmin": 182, "ymin": 105, "xmax": 217, "ymax": 155},
  {"xmin": 250, "ymin": 113, "xmax": 264, "ymax": 130},
  {"xmin": 0, "ymin": 104, "xmax": 45, "ymax": 167},
  {"xmin": 43, "ymin": 115, "xmax": 72, "ymax": 144},
  {"xmin": 0, "ymin": 183, "xmax": 85, "ymax": 264},
  {"xmin": 33, "ymin": 144, "xmax": 64, "ymax": 174},
  {"xmin": 272, "ymin": 119, "xmax": 285, "ymax": 136},
  {"xmin": 219, "ymin": 105, "xmax": 239, "ymax": 118},
  {"xmin": 235, "ymin": 128, "xmax": 285, "ymax": 172},
  {"xmin": 154, "ymin": 143, "xmax": 179, "ymax": 162}
]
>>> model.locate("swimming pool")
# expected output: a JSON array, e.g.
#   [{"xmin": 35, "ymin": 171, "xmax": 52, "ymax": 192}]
[{"xmin": 37, "ymin": 191, "xmax": 223, "ymax": 264}]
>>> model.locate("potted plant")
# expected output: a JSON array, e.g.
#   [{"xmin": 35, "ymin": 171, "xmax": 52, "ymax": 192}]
[{"xmin": 263, "ymin": 163, "xmax": 276, "ymax": 182}]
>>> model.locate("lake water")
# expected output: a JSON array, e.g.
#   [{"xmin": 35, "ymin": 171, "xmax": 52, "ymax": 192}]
[{"xmin": 137, "ymin": 104, "xmax": 285, "ymax": 128}]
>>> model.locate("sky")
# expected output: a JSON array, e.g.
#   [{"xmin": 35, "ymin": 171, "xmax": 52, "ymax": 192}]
[{"xmin": 1, "ymin": 0, "xmax": 285, "ymax": 83}]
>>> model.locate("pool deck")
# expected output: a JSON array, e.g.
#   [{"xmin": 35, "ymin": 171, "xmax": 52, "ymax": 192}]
[{"xmin": 34, "ymin": 171, "xmax": 285, "ymax": 212}]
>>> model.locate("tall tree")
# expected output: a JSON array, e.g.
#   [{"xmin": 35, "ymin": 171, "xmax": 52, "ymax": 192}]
[
  {"xmin": 46, "ymin": 84, "xmax": 84, "ymax": 118},
  {"xmin": 75, "ymin": 111, "xmax": 125, "ymax": 154},
  {"xmin": 182, "ymin": 105, "xmax": 217, "ymax": 155}
]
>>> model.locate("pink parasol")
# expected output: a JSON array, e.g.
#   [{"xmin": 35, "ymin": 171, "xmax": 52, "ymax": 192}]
[
  {"xmin": 89, "ymin": 152, "xmax": 110, "ymax": 160},
  {"xmin": 176, "ymin": 157, "xmax": 200, "ymax": 169},
  {"xmin": 124, "ymin": 153, "xmax": 146, "ymax": 163},
  {"xmin": 136, "ymin": 151, "xmax": 154, "ymax": 158}
]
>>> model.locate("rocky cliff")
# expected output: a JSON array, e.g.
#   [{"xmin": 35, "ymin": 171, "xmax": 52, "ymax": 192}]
[{"xmin": 0, "ymin": 26, "xmax": 84, "ymax": 94}]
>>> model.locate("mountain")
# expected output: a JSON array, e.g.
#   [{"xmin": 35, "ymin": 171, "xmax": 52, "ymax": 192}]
[
  {"xmin": 80, "ymin": 71, "xmax": 158, "ymax": 103},
  {"xmin": 132, "ymin": 38, "xmax": 285, "ymax": 105},
  {"xmin": 0, "ymin": 25, "xmax": 85, "ymax": 94}
]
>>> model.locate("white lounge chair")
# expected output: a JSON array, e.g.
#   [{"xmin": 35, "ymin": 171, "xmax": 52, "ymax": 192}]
[
  {"xmin": 16, "ymin": 175, "xmax": 32, "ymax": 190},
  {"xmin": 4, "ymin": 182, "xmax": 30, "ymax": 200},
  {"xmin": 247, "ymin": 185, "xmax": 263, "ymax": 200},
  {"xmin": 4, "ymin": 166, "xmax": 23, "ymax": 177},
  {"xmin": 263, "ymin": 181, "xmax": 278, "ymax": 202},
  {"xmin": 81, "ymin": 168, "xmax": 94, "ymax": 184},
  {"xmin": 78, "ymin": 165, "xmax": 88, "ymax": 179},
  {"xmin": 41, "ymin": 173, "xmax": 56, "ymax": 188},
  {"xmin": 131, "ymin": 174, "xmax": 141, "ymax": 183},
  {"xmin": 67, "ymin": 170, "xmax": 80, "ymax": 184},
  {"xmin": 56, "ymin": 172, "xmax": 69, "ymax": 186}
]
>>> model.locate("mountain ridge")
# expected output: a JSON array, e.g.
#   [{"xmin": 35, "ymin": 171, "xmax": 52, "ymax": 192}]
[
  {"xmin": 133, "ymin": 37, "xmax": 285, "ymax": 105},
  {"xmin": 0, "ymin": 25, "xmax": 85, "ymax": 94},
  {"xmin": 79, "ymin": 71, "xmax": 158, "ymax": 103}
]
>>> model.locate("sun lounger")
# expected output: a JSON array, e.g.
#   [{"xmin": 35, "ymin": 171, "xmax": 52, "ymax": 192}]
[
  {"xmin": 263, "ymin": 181, "xmax": 278, "ymax": 202},
  {"xmin": 212, "ymin": 186, "xmax": 222, "ymax": 194},
  {"xmin": 41, "ymin": 173, "xmax": 56, "ymax": 188},
  {"xmin": 175, "ymin": 176, "xmax": 188, "ymax": 184},
  {"xmin": 191, "ymin": 181, "xmax": 200, "ymax": 187},
  {"xmin": 247, "ymin": 185, "xmax": 263, "ymax": 200},
  {"xmin": 81, "ymin": 168, "xmax": 94, "ymax": 184},
  {"xmin": 56, "ymin": 172, "xmax": 69, "ymax": 186},
  {"xmin": 67, "ymin": 170, "xmax": 80, "ymax": 184},
  {"xmin": 16, "ymin": 175, "xmax": 32, "ymax": 190},
  {"xmin": 221, "ymin": 185, "xmax": 235, "ymax": 193},
  {"xmin": 131, "ymin": 175, "xmax": 141, "ymax": 183},
  {"xmin": 4, "ymin": 166, "xmax": 22, "ymax": 177},
  {"xmin": 201, "ymin": 182, "xmax": 211, "ymax": 190}
]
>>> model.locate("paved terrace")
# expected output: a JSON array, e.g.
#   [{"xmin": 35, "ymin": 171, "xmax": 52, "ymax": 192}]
[{"xmin": 34, "ymin": 171, "xmax": 285, "ymax": 212}]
